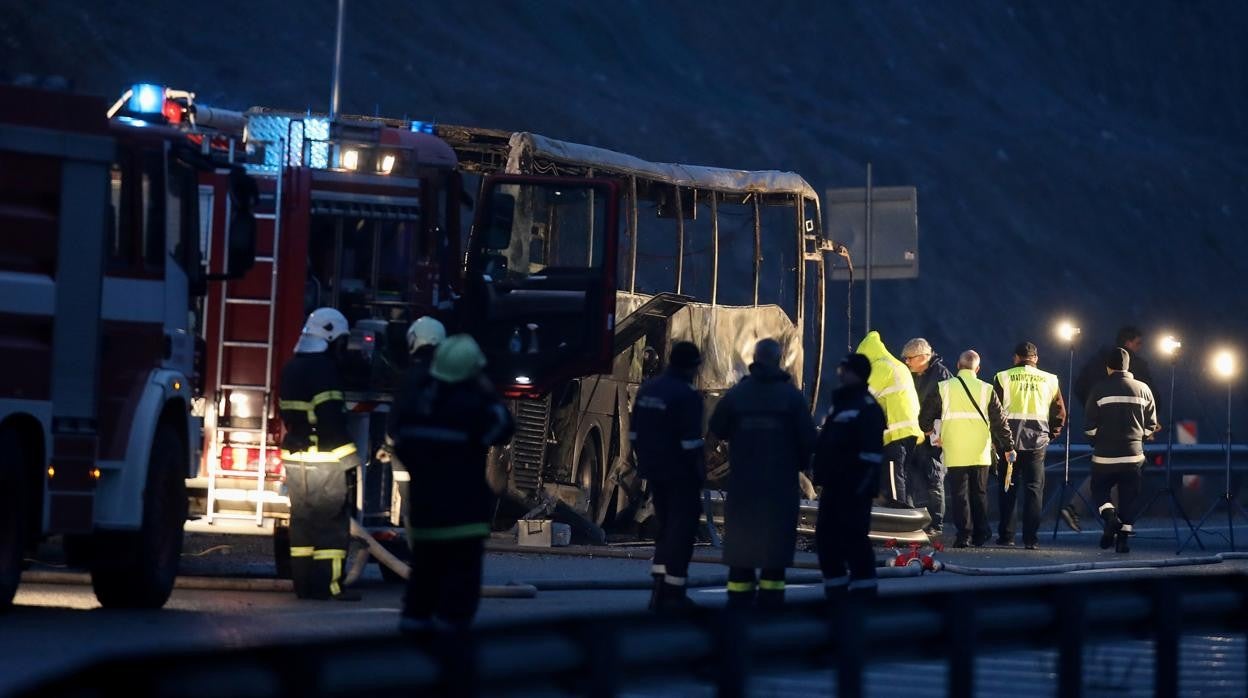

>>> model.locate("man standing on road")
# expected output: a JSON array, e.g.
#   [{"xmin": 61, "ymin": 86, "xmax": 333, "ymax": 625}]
[
  {"xmin": 278, "ymin": 308, "xmax": 364, "ymax": 601},
  {"xmin": 919, "ymin": 350, "xmax": 1015, "ymax": 547},
  {"xmin": 813, "ymin": 354, "xmax": 886, "ymax": 600},
  {"xmin": 382, "ymin": 316, "xmax": 446, "ymax": 535},
  {"xmin": 391, "ymin": 334, "xmax": 513, "ymax": 633},
  {"xmin": 994, "ymin": 342, "xmax": 1066, "ymax": 549},
  {"xmin": 630, "ymin": 341, "xmax": 706, "ymax": 611},
  {"xmin": 856, "ymin": 331, "xmax": 923, "ymax": 508},
  {"xmin": 901, "ymin": 338, "xmax": 953, "ymax": 534},
  {"xmin": 1084, "ymin": 348, "xmax": 1159, "ymax": 554},
  {"xmin": 709, "ymin": 339, "xmax": 816, "ymax": 610}
]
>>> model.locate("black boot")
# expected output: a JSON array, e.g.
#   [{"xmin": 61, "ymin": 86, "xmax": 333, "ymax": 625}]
[
  {"xmin": 1115, "ymin": 524, "xmax": 1133, "ymax": 554},
  {"xmin": 1060, "ymin": 505, "xmax": 1083, "ymax": 533},
  {"xmin": 657, "ymin": 581, "xmax": 696, "ymax": 612},
  {"xmin": 756, "ymin": 587, "xmax": 785, "ymax": 611},
  {"xmin": 647, "ymin": 575, "xmax": 664, "ymax": 612},
  {"xmin": 726, "ymin": 590, "xmax": 755, "ymax": 610},
  {"xmin": 1099, "ymin": 507, "xmax": 1121, "ymax": 549}
]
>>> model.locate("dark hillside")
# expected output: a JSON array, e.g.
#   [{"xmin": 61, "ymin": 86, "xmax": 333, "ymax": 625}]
[{"xmin": 3, "ymin": 0, "xmax": 1247, "ymax": 430}]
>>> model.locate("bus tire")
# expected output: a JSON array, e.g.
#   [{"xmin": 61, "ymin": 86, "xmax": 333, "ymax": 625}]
[
  {"xmin": 91, "ymin": 424, "xmax": 187, "ymax": 609},
  {"xmin": 0, "ymin": 427, "xmax": 26, "ymax": 611},
  {"xmin": 576, "ymin": 436, "xmax": 602, "ymax": 522}
]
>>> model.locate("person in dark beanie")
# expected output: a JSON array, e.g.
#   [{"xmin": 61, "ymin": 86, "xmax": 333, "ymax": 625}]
[
  {"xmin": 813, "ymin": 354, "xmax": 886, "ymax": 600},
  {"xmin": 709, "ymin": 338, "xmax": 816, "ymax": 610},
  {"xmin": 631, "ymin": 341, "xmax": 706, "ymax": 611},
  {"xmin": 1083, "ymin": 347, "xmax": 1159, "ymax": 553}
]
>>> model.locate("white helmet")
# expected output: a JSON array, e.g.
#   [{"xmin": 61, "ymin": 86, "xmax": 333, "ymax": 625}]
[
  {"xmin": 406, "ymin": 316, "xmax": 447, "ymax": 354},
  {"xmin": 295, "ymin": 307, "xmax": 349, "ymax": 353}
]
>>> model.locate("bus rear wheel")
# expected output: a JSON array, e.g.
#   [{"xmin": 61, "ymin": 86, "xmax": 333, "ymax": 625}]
[
  {"xmin": 91, "ymin": 425, "xmax": 188, "ymax": 609},
  {"xmin": 0, "ymin": 427, "xmax": 26, "ymax": 611}
]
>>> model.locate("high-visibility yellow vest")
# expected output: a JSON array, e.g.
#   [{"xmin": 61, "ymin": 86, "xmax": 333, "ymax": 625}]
[
  {"xmin": 857, "ymin": 331, "xmax": 922, "ymax": 444},
  {"xmin": 994, "ymin": 364, "xmax": 1059, "ymax": 429},
  {"xmin": 938, "ymin": 370, "xmax": 994, "ymax": 467}
]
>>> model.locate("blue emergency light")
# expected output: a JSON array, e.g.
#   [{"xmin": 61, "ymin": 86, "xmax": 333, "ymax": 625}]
[
  {"xmin": 128, "ymin": 84, "xmax": 164, "ymax": 114},
  {"xmin": 410, "ymin": 120, "xmax": 435, "ymax": 134}
]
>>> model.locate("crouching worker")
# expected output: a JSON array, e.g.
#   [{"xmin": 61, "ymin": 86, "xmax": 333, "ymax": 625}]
[
  {"xmin": 814, "ymin": 354, "xmax": 886, "ymax": 601},
  {"xmin": 391, "ymin": 334, "xmax": 513, "ymax": 633},
  {"xmin": 709, "ymin": 339, "xmax": 815, "ymax": 610}
]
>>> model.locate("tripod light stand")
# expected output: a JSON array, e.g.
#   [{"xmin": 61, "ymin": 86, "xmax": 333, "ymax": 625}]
[
  {"xmin": 1136, "ymin": 335, "xmax": 1202, "ymax": 551},
  {"xmin": 1179, "ymin": 349, "xmax": 1248, "ymax": 553},
  {"xmin": 1048, "ymin": 320, "xmax": 1096, "ymax": 541}
]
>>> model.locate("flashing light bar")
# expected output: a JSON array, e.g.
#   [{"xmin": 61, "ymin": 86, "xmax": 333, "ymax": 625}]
[
  {"xmin": 128, "ymin": 83, "xmax": 164, "ymax": 114},
  {"xmin": 410, "ymin": 120, "xmax": 435, "ymax": 134}
]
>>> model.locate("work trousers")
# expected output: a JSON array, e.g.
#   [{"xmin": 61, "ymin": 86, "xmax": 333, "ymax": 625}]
[
  {"xmin": 997, "ymin": 449, "xmax": 1046, "ymax": 544},
  {"xmin": 402, "ymin": 537, "xmax": 485, "ymax": 629},
  {"xmin": 880, "ymin": 436, "xmax": 917, "ymax": 507},
  {"xmin": 947, "ymin": 465, "xmax": 991, "ymax": 543},
  {"xmin": 650, "ymin": 475, "xmax": 703, "ymax": 581},
  {"xmin": 816, "ymin": 479, "xmax": 876, "ymax": 586},
  {"xmin": 727, "ymin": 566, "xmax": 786, "ymax": 608},
  {"xmin": 285, "ymin": 461, "xmax": 353, "ymax": 600},
  {"xmin": 906, "ymin": 443, "xmax": 945, "ymax": 529},
  {"xmin": 1091, "ymin": 462, "xmax": 1144, "ymax": 525}
]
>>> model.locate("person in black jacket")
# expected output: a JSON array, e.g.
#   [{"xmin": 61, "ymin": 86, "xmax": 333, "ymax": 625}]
[
  {"xmin": 391, "ymin": 334, "xmax": 513, "ymax": 632},
  {"xmin": 901, "ymin": 338, "xmax": 953, "ymax": 534},
  {"xmin": 708, "ymin": 339, "xmax": 816, "ymax": 609},
  {"xmin": 1084, "ymin": 348, "xmax": 1159, "ymax": 553},
  {"xmin": 631, "ymin": 341, "xmax": 706, "ymax": 611},
  {"xmin": 278, "ymin": 308, "xmax": 364, "ymax": 601},
  {"xmin": 814, "ymin": 354, "xmax": 886, "ymax": 600},
  {"xmin": 382, "ymin": 316, "xmax": 446, "ymax": 536}
]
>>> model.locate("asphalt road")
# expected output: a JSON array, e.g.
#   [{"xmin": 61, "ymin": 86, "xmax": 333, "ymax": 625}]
[{"xmin": 4, "ymin": 521, "xmax": 1247, "ymax": 696}]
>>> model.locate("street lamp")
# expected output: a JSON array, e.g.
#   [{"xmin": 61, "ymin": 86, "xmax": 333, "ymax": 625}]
[
  {"xmin": 1139, "ymin": 335, "xmax": 1202, "ymax": 550},
  {"xmin": 1047, "ymin": 319, "xmax": 1094, "ymax": 540},
  {"xmin": 1180, "ymin": 348, "xmax": 1247, "ymax": 552}
]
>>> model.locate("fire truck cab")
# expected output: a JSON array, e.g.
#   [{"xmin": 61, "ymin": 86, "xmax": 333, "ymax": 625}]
[{"xmin": 0, "ymin": 83, "xmax": 256, "ymax": 609}]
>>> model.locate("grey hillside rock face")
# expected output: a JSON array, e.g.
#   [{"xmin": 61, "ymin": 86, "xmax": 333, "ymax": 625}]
[{"xmin": 4, "ymin": 1, "xmax": 1245, "ymax": 424}]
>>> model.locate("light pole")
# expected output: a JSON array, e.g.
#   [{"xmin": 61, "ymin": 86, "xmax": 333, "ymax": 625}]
[
  {"xmin": 1048, "ymin": 320, "xmax": 1095, "ymax": 541},
  {"xmin": 1179, "ymin": 349, "xmax": 1248, "ymax": 553},
  {"xmin": 1137, "ymin": 335, "xmax": 1203, "ymax": 550}
]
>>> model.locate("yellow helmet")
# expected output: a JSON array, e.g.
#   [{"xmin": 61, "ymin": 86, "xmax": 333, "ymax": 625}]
[{"xmin": 430, "ymin": 334, "xmax": 487, "ymax": 383}]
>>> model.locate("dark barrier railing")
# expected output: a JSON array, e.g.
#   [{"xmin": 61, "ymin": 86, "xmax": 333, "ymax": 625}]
[{"xmin": 17, "ymin": 573, "xmax": 1248, "ymax": 698}]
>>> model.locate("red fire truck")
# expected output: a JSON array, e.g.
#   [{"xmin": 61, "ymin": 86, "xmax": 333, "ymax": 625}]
[{"xmin": 0, "ymin": 83, "xmax": 256, "ymax": 609}]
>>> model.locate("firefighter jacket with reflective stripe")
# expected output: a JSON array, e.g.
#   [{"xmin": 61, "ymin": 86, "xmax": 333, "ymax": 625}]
[
  {"xmin": 994, "ymin": 364, "xmax": 1066, "ymax": 451},
  {"xmin": 389, "ymin": 376, "xmax": 514, "ymax": 539},
  {"xmin": 919, "ymin": 369, "xmax": 1014, "ymax": 468},
  {"xmin": 1083, "ymin": 371, "xmax": 1158, "ymax": 466},
  {"xmin": 278, "ymin": 352, "xmax": 361, "ymax": 469},
  {"xmin": 856, "ymin": 331, "xmax": 923, "ymax": 445},
  {"xmin": 629, "ymin": 369, "xmax": 706, "ymax": 482},
  {"xmin": 812, "ymin": 384, "xmax": 886, "ymax": 493}
]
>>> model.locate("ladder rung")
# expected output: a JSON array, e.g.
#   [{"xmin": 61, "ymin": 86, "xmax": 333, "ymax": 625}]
[
  {"xmin": 220, "ymin": 384, "xmax": 267, "ymax": 392},
  {"xmin": 223, "ymin": 341, "xmax": 269, "ymax": 349},
  {"xmin": 255, "ymin": 256, "xmax": 275, "ymax": 263},
  {"xmin": 216, "ymin": 426, "xmax": 267, "ymax": 434},
  {"xmin": 254, "ymin": 213, "xmax": 276, "ymax": 220},
  {"xmin": 225, "ymin": 298, "xmax": 271, "ymax": 306},
  {"xmin": 208, "ymin": 466, "xmax": 268, "ymax": 477}
]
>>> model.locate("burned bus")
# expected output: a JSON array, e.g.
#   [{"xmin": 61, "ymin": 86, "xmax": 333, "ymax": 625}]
[{"xmin": 441, "ymin": 127, "xmax": 841, "ymax": 529}]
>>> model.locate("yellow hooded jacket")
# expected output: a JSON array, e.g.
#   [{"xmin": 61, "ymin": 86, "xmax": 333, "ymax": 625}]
[{"xmin": 856, "ymin": 331, "xmax": 923, "ymax": 444}]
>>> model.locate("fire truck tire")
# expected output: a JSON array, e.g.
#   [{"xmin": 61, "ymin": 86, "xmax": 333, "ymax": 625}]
[
  {"xmin": 0, "ymin": 427, "xmax": 27, "ymax": 611},
  {"xmin": 90, "ymin": 425, "xmax": 188, "ymax": 609}
]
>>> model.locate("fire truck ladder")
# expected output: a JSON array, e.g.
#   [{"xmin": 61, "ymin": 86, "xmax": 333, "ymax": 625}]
[{"xmin": 205, "ymin": 142, "xmax": 285, "ymax": 526}]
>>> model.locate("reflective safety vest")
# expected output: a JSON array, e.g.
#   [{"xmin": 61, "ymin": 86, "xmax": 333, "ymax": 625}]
[
  {"xmin": 871, "ymin": 359, "xmax": 923, "ymax": 444},
  {"xmin": 995, "ymin": 364, "xmax": 1059, "ymax": 449},
  {"xmin": 938, "ymin": 370, "xmax": 994, "ymax": 467}
]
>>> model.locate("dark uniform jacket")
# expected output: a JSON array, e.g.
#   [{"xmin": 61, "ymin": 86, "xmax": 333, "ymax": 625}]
[
  {"xmin": 390, "ymin": 378, "xmax": 514, "ymax": 538},
  {"xmin": 812, "ymin": 384, "xmax": 886, "ymax": 496},
  {"xmin": 912, "ymin": 356, "xmax": 953, "ymax": 404},
  {"xmin": 1083, "ymin": 370, "xmax": 1158, "ymax": 467},
  {"xmin": 708, "ymin": 363, "xmax": 816, "ymax": 569},
  {"xmin": 629, "ymin": 369, "xmax": 705, "ymax": 482},
  {"xmin": 279, "ymin": 352, "xmax": 361, "ymax": 469},
  {"xmin": 1076, "ymin": 346, "xmax": 1153, "ymax": 406}
]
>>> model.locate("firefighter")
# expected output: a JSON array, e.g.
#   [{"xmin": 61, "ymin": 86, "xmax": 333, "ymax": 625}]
[
  {"xmin": 994, "ymin": 342, "xmax": 1067, "ymax": 549},
  {"xmin": 856, "ymin": 331, "xmax": 923, "ymax": 507},
  {"xmin": 918, "ymin": 350, "xmax": 1015, "ymax": 548},
  {"xmin": 382, "ymin": 316, "xmax": 447, "ymax": 536},
  {"xmin": 391, "ymin": 334, "xmax": 513, "ymax": 632},
  {"xmin": 1084, "ymin": 348, "xmax": 1159, "ymax": 553},
  {"xmin": 630, "ymin": 341, "xmax": 705, "ymax": 611},
  {"xmin": 813, "ymin": 354, "xmax": 886, "ymax": 599},
  {"xmin": 708, "ymin": 339, "xmax": 816, "ymax": 610},
  {"xmin": 278, "ymin": 307, "xmax": 363, "ymax": 601}
]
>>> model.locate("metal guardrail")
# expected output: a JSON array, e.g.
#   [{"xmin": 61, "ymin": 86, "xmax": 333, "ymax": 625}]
[{"xmin": 17, "ymin": 573, "xmax": 1248, "ymax": 698}]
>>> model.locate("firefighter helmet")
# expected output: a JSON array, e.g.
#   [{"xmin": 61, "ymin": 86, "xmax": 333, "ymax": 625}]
[
  {"xmin": 406, "ymin": 316, "xmax": 447, "ymax": 354},
  {"xmin": 295, "ymin": 307, "xmax": 349, "ymax": 353},
  {"xmin": 430, "ymin": 334, "xmax": 487, "ymax": 383}
]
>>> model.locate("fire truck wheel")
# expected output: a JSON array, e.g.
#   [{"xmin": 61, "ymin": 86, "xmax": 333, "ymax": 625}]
[
  {"xmin": 0, "ymin": 427, "xmax": 27, "ymax": 611},
  {"xmin": 90, "ymin": 425, "xmax": 188, "ymax": 609}
]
